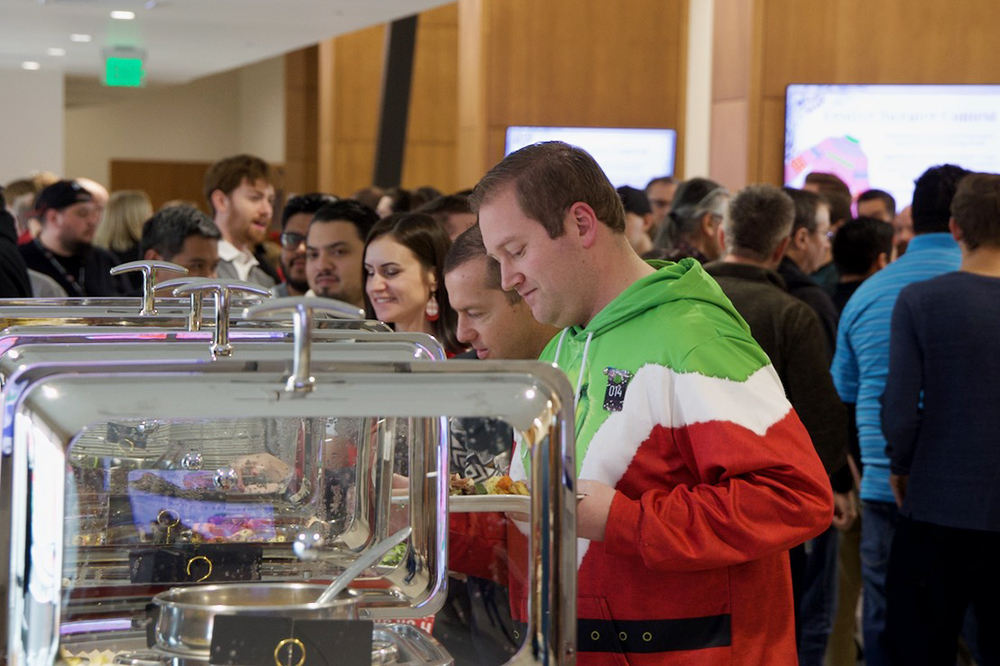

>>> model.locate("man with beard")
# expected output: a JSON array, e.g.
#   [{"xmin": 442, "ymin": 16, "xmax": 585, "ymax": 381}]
[
  {"xmin": 305, "ymin": 199, "xmax": 378, "ymax": 308},
  {"xmin": 19, "ymin": 180, "xmax": 128, "ymax": 297},
  {"xmin": 203, "ymin": 154, "xmax": 280, "ymax": 288},
  {"xmin": 275, "ymin": 192, "xmax": 337, "ymax": 297}
]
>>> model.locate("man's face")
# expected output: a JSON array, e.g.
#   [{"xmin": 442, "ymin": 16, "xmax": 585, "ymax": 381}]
[
  {"xmin": 446, "ymin": 257, "xmax": 549, "ymax": 360},
  {"xmin": 217, "ymin": 178, "xmax": 275, "ymax": 248},
  {"xmin": 646, "ymin": 181, "xmax": 677, "ymax": 223},
  {"xmin": 167, "ymin": 235, "xmax": 219, "ymax": 278},
  {"xmin": 858, "ymin": 198, "xmax": 893, "ymax": 223},
  {"xmin": 892, "ymin": 206, "xmax": 914, "ymax": 256},
  {"xmin": 478, "ymin": 187, "xmax": 583, "ymax": 328},
  {"xmin": 280, "ymin": 212, "xmax": 312, "ymax": 293},
  {"xmin": 624, "ymin": 212, "xmax": 651, "ymax": 251},
  {"xmin": 444, "ymin": 212, "xmax": 477, "ymax": 241},
  {"xmin": 802, "ymin": 203, "xmax": 832, "ymax": 274},
  {"xmin": 51, "ymin": 201, "xmax": 101, "ymax": 254},
  {"xmin": 306, "ymin": 220, "xmax": 366, "ymax": 307}
]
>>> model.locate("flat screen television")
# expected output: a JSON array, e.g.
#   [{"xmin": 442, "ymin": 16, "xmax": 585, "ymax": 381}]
[
  {"xmin": 504, "ymin": 126, "xmax": 677, "ymax": 189},
  {"xmin": 784, "ymin": 84, "xmax": 1000, "ymax": 207}
]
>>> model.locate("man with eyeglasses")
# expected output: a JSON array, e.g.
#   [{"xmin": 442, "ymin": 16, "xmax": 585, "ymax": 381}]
[
  {"xmin": 275, "ymin": 193, "xmax": 337, "ymax": 297},
  {"xmin": 780, "ymin": 187, "xmax": 839, "ymax": 359}
]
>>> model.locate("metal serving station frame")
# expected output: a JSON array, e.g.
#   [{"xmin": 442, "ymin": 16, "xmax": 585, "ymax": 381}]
[{"xmin": 0, "ymin": 265, "xmax": 579, "ymax": 666}]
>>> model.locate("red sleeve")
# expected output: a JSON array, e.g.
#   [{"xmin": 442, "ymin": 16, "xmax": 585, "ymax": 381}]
[{"xmin": 604, "ymin": 409, "xmax": 834, "ymax": 572}]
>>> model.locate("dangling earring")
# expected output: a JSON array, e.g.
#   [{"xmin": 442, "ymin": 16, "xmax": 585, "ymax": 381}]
[{"xmin": 425, "ymin": 295, "xmax": 440, "ymax": 322}]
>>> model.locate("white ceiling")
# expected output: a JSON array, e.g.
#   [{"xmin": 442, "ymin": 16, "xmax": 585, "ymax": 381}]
[{"xmin": 1, "ymin": 0, "xmax": 449, "ymax": 87}]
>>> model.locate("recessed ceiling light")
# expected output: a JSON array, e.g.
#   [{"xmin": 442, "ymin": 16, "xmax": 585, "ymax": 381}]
[
  {"xmin": 21, "ymin": 61, "xmax": 41, "ymax": 71},
  {"xmin": 110, "ymin": 10, "xmax": 135, "ymax": 19},
  {"xmin": 70, "ymin": 34, "xmax": 92, "ymax": 43},
  {"xmin": 46, "ymin": 47, "xmax": 66, "ymax": 57}
]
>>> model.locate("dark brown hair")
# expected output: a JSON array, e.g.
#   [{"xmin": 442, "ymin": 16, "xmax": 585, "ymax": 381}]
[
  {"xmin": 469, "ymin": 141, "xmax": 626, "ymax": 238},
  {"xmin": 443, "ymin": 224, "xmax": 519, "ymax": 305},
  {"xmin": 203, "ymin": 154, "xmax": 274, "ymax": 215},
  {"xmin": 951, "ymin": 172, "xmax": 1000, "ymax": 250},
  {"xmin": 363, "ymin": 212, "xmax": 462, "ymax": 354}
]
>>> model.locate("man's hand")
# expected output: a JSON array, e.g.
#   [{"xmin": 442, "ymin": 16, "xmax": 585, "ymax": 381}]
[
  {"xmin": 889, "ymin": 473, "xmax": 908, "ymax": 508},
  {"xmin": 576, "ymin": 479, "xmax": 617, "ymax": 542},
  {"xmin": 831, "ymin": 491, "xmax": 857, "ymax": 531}
]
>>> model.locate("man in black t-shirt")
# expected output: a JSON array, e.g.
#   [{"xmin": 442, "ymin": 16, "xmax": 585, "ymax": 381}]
[{"xmin": 19, "ymin": 180, "xmax": 128, "ymax": 297}]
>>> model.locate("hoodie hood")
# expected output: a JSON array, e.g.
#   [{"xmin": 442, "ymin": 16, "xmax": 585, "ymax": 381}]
[{"xmin": 566, "ymin": 258, "xmax": 751, "ymax": 341}]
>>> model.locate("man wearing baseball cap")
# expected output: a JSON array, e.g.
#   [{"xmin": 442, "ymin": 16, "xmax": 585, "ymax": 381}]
[{"xmin": 19, "ymin": 180, "xmax": 128, "ymax": 297}]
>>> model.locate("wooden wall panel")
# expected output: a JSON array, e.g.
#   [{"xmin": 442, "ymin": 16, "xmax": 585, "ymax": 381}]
[
  {"xmin": 314, "ymin": 5, "xmax": 462, "ymax": 197},
  {"xmin": 401, "ymin": 4, "xmax": 460, "ymax": 191},
  {"xmin": 285, "ymin": 46, "xmax": 320, "ymax": 195},
  {"xmin": 749, "ymin": 0, "xmax": 1000, "ymax": 186},
  {"xmin": 461, "ymin": 0, "xmax": 688, "ymax": 180},
  {"xmin": 110, "ymin": 160, "xmax": 214, "ymax": 212}
]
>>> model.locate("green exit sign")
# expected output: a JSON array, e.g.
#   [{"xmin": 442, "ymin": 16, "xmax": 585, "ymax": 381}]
[{"xmin": 105, "ymin": 57, "xmax": 144, "ymax": 87}]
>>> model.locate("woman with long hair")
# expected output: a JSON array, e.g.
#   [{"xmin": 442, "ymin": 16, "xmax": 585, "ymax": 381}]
[
  {"xmin": 94, "ymin": 189, "xmax": 153, "ymax": 264},
  {"xmin": 363, "ymin": 212, "xmax": 463, "ymax": 355}
]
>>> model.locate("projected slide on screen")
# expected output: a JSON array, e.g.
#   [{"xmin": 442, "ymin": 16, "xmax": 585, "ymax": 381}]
[
  {"xmin": 785, "ymin": 84, "xmax": 1000, "ymax": 206},
  {"xmin": 505, "ymin": 126, "xmax": 677, "ymax": 189}
]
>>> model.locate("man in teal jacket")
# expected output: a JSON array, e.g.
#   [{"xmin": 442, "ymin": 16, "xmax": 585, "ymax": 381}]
[{"xmin": 469, "ymin": 142, "xmax": 833, "ymax": 665}]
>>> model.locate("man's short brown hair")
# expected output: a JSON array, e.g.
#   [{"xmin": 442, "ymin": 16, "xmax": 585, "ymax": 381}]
[
  {"xmin": 444, "ymin": 224, "xmax": 519, "ymax": 304},
  {"xmin": 203, "ymin": 154, "xmax": 273, "ymax": 215},
  {"xmin": 469, "ymin": 141, "xmax": 625, "ymax": 238},
  {"xmin": 951, "ymin": 172, "xmax": 1000, "ymax": 250}
]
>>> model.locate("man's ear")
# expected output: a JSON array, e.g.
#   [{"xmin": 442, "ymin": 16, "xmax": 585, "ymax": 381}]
[
  {"xmin": 791, "ymin": 226, "xmax": 810, "ymax": 250},
  {"xmin": 641, "ymin": 212, "xmax": 656, "ymax": 234},
  {"xmin": 568, "ymin": 202, "xmax": 599, "ymax": 248},
  {"xmin": 949, "ymin": 217, "xmax": 963, "ymax": 243},
  {"xmin": 144, "ymin": 248, "xmax": 162, "ymax": 261},
  {"xmin": 43, "ymin": 208, "xmax": 60, "ymax": 228},
  {"xmin": 874, "ymin": 251, "xmax": 889, "ymax": 271},
  {"xmin": 210, "ymin": 189, "xmax": 229, "ymax": 216}
]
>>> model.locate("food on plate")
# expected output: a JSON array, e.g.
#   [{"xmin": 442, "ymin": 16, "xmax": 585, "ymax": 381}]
[{"xmin": 483, "ymin": 475, "xmax": 529, "ymax": 496}]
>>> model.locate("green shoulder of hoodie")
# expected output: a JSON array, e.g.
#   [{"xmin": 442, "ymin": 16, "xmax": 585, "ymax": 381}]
[{"xmin": 540, "ymin": 259, "xmax": 769, "ymax": 382}]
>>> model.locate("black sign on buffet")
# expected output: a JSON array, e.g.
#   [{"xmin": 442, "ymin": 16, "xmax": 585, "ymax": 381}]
[
  {"xmin": 129, "ymin": 544, "xmax": 262, "ymax": 584},
  {"xmin": 210, "ymin": 616, "xmax": 374, "ymax": 666}
]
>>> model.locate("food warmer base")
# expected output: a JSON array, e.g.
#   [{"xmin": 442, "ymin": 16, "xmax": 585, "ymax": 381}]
[{"xmin": 58, "ymin": 623, "xmax": 453, "ymax": 666}]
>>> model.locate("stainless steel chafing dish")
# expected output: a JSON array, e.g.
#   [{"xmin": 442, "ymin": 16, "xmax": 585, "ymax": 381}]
[{"xmin": 3, "ymin": 296, "xmax": 578, "ymax": 665}]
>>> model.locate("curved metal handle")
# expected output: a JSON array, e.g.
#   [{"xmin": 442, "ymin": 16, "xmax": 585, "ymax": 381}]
[
  {"xmin": 185, "ymin": 555, "xmax": 213, "ymax": 582},
  {"xmin": 156, "ymin": 277, "xmax": 217, "ymax": 332},
  {"xmin": 245, "ymin": 297, "xmax": 364, "ymax": 393},
  {"xmin": 173, "ymin": 279, "xmax": 272, "ymax": 357},
  {"xmin": 109, "ymin": 260, "xmax": 189, "ymax": 315}
]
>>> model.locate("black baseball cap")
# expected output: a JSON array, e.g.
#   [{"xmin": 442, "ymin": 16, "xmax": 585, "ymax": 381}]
[
  {"xmin": 33, "ymin": 180, "xmax": 94, "ymax": 216},
  {"xmin": 617, "ymin": 186, "xmax": 652, "ymax": 216}
]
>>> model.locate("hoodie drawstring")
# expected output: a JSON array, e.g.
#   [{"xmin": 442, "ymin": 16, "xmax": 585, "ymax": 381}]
[
  {"xmin": 574, "ymin": 332, "xmax": 593, "ymax": 410},
  {"xmin": 552, "ymin": 329, "xmax": 593, "ymax": 410}
]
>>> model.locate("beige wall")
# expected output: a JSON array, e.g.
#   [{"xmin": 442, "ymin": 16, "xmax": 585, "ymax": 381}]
[
  {"xmin": 0, "ymin": 68, "xmax": 64, "ymax": 184},
  {"xmin": 64, "ymin": 56, "xmax": 284, "ymax": 187}
]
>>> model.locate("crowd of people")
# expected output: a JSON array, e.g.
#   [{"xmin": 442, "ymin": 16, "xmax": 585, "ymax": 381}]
[{"xmin": 1, "ymin": 146, "xmax": 996, "ymax": 666}]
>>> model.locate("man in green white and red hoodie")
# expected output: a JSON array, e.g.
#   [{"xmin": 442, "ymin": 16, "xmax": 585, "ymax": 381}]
[{"xmin": 454, "ymin": 142, "xmax": 834, "ymax": 666}]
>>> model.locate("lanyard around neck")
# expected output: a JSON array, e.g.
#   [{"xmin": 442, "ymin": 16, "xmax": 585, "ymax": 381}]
[{"xmin": 34, "ymin": 238, "xmax": 86, "ymax": 297}]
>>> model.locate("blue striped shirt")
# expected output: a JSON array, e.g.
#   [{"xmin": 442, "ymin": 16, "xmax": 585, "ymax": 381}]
[{"xmin": 830, "ymin": 234, "xmax": 961, "ymax": 503}]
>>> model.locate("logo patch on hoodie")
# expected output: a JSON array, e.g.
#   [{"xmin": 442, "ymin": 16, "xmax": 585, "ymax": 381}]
[{"xmin": 602, "ymin": 367, "xmax": 633, "ymax": 412}]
